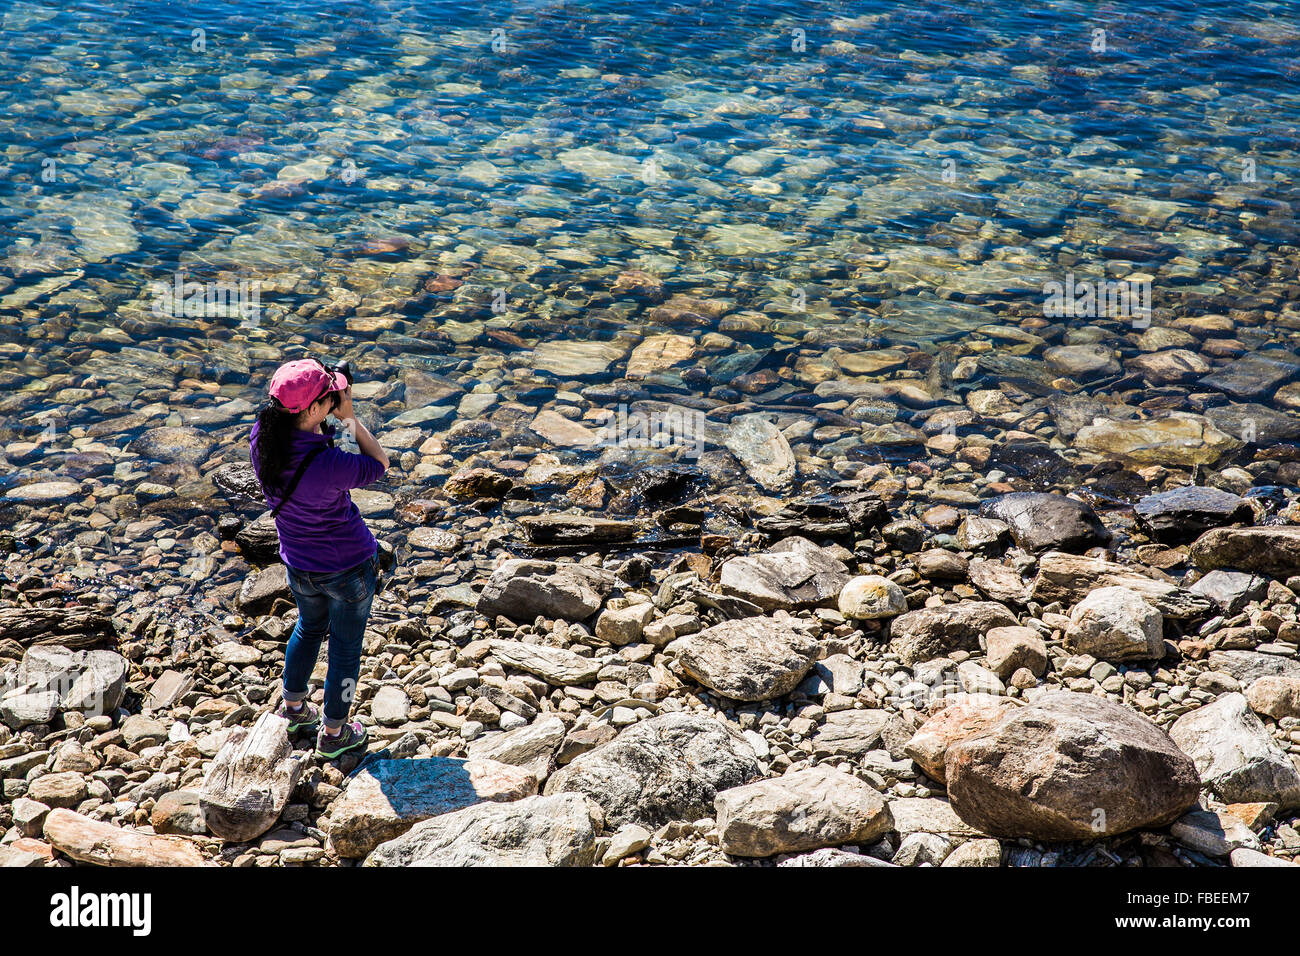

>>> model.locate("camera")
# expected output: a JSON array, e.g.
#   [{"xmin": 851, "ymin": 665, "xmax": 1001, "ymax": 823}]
[
  {"xmin": 328, "ymin": 361, "xmax": 353, "ymax": 412},
  {"xmin": 310, "ymin": 357, "xmax": 353, "ymax": 411}
]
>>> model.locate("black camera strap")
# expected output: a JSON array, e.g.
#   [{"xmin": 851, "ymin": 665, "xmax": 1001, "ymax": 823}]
[{"xmin": 269, "ymin": 445, "xmax": 327, "ymax": 518}]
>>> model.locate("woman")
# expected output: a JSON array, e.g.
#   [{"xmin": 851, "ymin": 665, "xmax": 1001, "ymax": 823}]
[{"xmin": 249, "ymin": 358, "xmax": 390, "ymax": 758}]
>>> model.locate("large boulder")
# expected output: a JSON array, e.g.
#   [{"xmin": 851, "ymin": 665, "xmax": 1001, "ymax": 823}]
[
  {"xmin": 719, "ymin": 537, "xmax": 851, "ymax": 612},
  {"xmin": 1064, "ymin": 586, "xmax": 1165, "ymax": 661},
  {"xmin": 978, "ymin": 493, "xmax": 1110, "ymax": 554},
  {"xmin": 329, "ymin": 757, "xmax": 536, "ymax": 858},
  {"xmin": 904, "ymin": 694, "xmax": 1021, "ymax": 785},
  {"xmin": 1190, "ymin": 570, "xmax": 1269, "ymax": 613},
  {"xmin": 1207, "ymin": 650, "xmax": 1300, "ymax": 686},
  {"xmin": 714, "ymin": 766, "xmax": 893, "ymax": 857},
  {"xmin": 15, "ymin": 645, "xmax": 127, "ymax": 716},
  {"xmin": 668, "ymin": 617, "xmax": 819, "ymax": 701},
  {"xmin": 477, "ymin": 559, "xmax": 617, "ymax": 622},
  {"xmin": 1134, "ymin": 486, "xmax": 1252, "ymax": 544},
  {"xmin": 364, "ymin": 793, "xmax": 603, "ymax": 867},
  {"xmin": 1, "ymin": 690, "xmax": 61, "ymax": 729},
  {"xmin": 945, "ymin": 691, "xmax": 1201, "ymax": 840},
  {"xmin": 1245, "ymin": 677, "xmax": 1300, "ymax": 720},
  {"xmin": 1169, "ymin": 693, "xmax": 1300, "ymax": 809},
  {"xmin": 1190, "ymin": 527, "xmax": 1300, "ymax": 579},
  {"xmin": 889, "ymin": 602, "xmax": 1017, "ymax": 666},
  {"xmin": 543, "ymin": 712, "xmax": 761, "ymax": 829},
  {"xmin": 984, "ymin": 626, "xmax": 1048, "ymax": 679}
]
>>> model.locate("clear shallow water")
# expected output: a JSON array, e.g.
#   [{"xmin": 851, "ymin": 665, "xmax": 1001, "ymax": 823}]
[{"xmin": 2, "ymin": 0, "xmax": 1300, "ymax": 548}]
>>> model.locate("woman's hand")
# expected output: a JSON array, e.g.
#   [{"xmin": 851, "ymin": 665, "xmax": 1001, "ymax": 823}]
[{"xmin": 334, "ymin": 388, "xmax": 355, "ymax": 422}]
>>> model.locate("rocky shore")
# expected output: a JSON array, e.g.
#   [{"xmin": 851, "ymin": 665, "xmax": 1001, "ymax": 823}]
[{"xmin": 5, "ymin": 399, "xmax": 1300, "ymax": 866}]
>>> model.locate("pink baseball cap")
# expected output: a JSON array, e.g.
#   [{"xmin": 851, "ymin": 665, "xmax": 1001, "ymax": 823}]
[{"xmin": 269, "ymin": 359, "xmax": 348, "ymax": 413}]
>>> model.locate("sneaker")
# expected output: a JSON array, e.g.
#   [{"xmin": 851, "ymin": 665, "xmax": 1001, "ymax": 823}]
[
  {"xmin": 275, "ymin": 699, "xmax": 320, "ymax": 734},
  {"xmin": 315, "ymin": 720, "xmax": 369, "ymax": 759}
]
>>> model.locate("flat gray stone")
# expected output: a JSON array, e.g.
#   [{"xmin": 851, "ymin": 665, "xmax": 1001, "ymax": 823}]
[{"xmin": 364, "ymin": 792, "xmax": 603, "ymax": 867}]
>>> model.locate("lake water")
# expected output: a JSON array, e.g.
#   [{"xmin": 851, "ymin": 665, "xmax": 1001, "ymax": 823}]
[{"xmin": 2, "ymin": 0, "xmax": 1300, "ymax": 588}]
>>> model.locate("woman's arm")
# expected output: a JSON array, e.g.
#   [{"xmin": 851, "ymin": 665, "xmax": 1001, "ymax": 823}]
[
  {"xmin": 335, "ymin": 390, "xmax": 390, "ymax": 471},
  {"xmin": 350, "ymin": 416, "xmax": 390, "ymax": 471}
]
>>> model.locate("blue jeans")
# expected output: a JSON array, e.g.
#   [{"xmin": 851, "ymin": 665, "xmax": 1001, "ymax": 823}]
[{"xmin": 280, "ymin": 552, "xmax": 378, "ymax": 725}]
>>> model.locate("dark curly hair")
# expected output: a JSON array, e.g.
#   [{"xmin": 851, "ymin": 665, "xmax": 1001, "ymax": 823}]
[{"xmin": 254, "ymin": 399, "xmax": 297, "ymax": 495}]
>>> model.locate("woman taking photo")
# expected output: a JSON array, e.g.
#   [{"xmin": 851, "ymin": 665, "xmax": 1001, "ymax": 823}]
[{"xmin": 250, "ymin": 358, "xmax": 390, "ymax": 758}]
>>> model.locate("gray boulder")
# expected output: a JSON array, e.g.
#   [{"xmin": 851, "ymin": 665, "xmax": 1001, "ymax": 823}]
[
  {"xmin": 719, "ymin": 536, "xmax": 851, "ymax": 612},
  {"xmin": 1134, "ymin": 486, "xmax": 1252, "ymax": 544},
  {"xmin": 1190, "ymin": 526, "xmax": 1300, "ymax": 578},
  {"xmin": 329, "ymin": 757, "xmax": 537, "ymax": 858},
  {"xmin": 543, "ymin": 712, "xmax": 761, "ymax": 829},
  {"xmin": 668, "ymin": 617, "xmax": 819, "ymax": 701},
  {"xmin": 1207, "ymin": 650, "xmax": 1300, "ymax": 686},
  {"xmin": 238, "ymin": 563, "xmax": 290, "ymax": 616},
  {"xmin": 714, "ymin": 766, "xmax": 892, "ymax": 857},
  {"xmin": 364, "ymin": 792, "xmax": 603, "ymax": 867},
  {"xmin": 477, "ymin": 559, "xmax": 616, "ymax": 621},
  {"xmin": 979, "ymin": 492, "xmax": 1110, "ymax": 554},
  {"xmin": 1064, "ymin": 586, "xmax": 1164, "ymax": 661},
  {"xmin": 1190, "ymin": 570, "xmax": 1269, "ymax": 613},
  {"xmin": 1, "ymin": 690, "xmax": 61, "ymax": 729},
  {"xmin": 467, "ymin": 715, "xmax": 568, "ymax": 782},
  {"xmin": 1169, "ymin": 693, "xmax": 1300, "ymax": 809},
  {"xmin": 15, "ymin": 645, "xmax": 128, "ymax": 716},
  {"xmin": 488, "ymin": 640, "xmax": 600, "ymax": 686},
  {"xmin": 889, "ymin": 602, "xmax": 1017, "ymax": 666},
  {"xmin": 811, "ymin": 709, "xmax": 893, "ymax": 759}
]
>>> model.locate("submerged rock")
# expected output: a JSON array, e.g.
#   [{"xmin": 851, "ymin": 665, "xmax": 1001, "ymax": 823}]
[
  {"xmin": 1074, "ymin": 413, "xmax": 1242, "ymax": 466},
  {"xmin": 723, "ymin": 413, "xmax": 795, "ymax": 491}
]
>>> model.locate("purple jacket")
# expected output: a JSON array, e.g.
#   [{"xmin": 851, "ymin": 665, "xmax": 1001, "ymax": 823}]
[{"xmin": 249, "ymin": 419, "xmax": 386, "ymax": 574}]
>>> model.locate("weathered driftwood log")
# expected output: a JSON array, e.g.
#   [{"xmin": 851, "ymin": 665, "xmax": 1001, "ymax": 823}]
[
  {"xmin": 0, "ymin": 607, "xmax": 116, "ymax": 649},
  {"xmin": 1030, "ymin": 552, "xmax": 1213, "ymax": 618},
  {"xmin": 200, "ymin": 712, "xmax": 303, "ymax": 842},
  {"xmin": 43, "ymin": 808, "xmax": 207, "ymax": 866}
]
